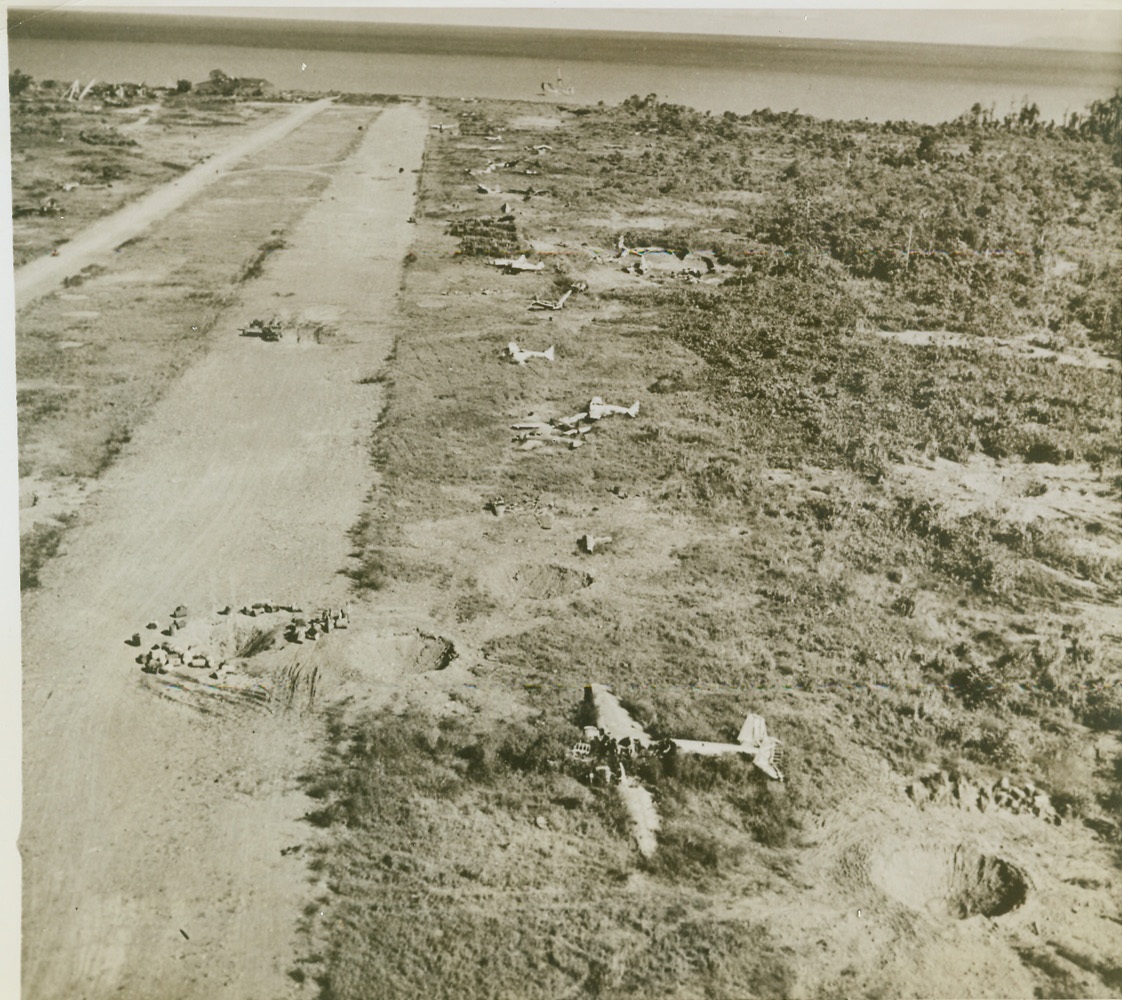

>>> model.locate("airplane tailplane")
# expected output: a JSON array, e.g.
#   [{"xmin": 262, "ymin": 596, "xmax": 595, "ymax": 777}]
[{"xmin": 752, "ymin": 738, "xmax": 784, "ymax": 781}]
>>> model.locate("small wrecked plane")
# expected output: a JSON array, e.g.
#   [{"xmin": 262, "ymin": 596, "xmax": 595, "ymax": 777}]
[
  {"xmin": 553, "ymin": 398, "xmax": 639, "ymax": 430},
  {"xmin": 588, "ymin": 397, "xmax": 640, "ymax": 421},
  {"xmin": 490, "ymin": 254, "xmax": 544, "ymax": 273},
  {"xmin": 506, "ymin": 341, "xmax": 555, "ymax": 365},
  {"xmin": 528, "ymin": 288, "xmax": 572, "ymax": 311},
  {"xmin": 239, "ymin": 317, "xmax": 284, "ymax": 342}
]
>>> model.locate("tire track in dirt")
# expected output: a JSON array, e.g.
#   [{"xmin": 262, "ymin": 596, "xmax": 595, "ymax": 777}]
[{"xmin": 21, "ymin": 102, "xmax": 429, "ymax": 1000}]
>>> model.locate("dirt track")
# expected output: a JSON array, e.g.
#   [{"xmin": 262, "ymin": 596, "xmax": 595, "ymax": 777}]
[
  {"xmin": 13, "ymin": 98, "xmax": 334, "ymax": 311},
  {"xmin": 20, "ymin": 102, "xmax": 428, "ymax": 999}
]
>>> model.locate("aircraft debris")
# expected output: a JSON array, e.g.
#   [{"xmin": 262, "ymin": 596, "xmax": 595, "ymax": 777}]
[
  {"xmin": 506, "ymin": 341, "xmax": 555, "ymax": 365},
  {"xmin": 583, "ymin": 683, "xmax": 786, "ymax": 781},
  {"xmin": 671, "ymin": 713, "xmax": 786, "ymax": 781},
  {"xmin": 476, "ymin": 183, "xmax": 501, "ymax": 195},
  {"xmin": 528, "ymin": 288, "xmax": 572, "ymax": 311},
  {"xmin": 579, "ymin": 534, "xmax": 613, "ymax": 554},
  {"xmin": 491, "ymin": 255, "xmax": 544, "ymax": 273},
  {"xmin": 517, "ymin": 433, "xmax": 584, "ymax": 451},
  {"xmin": 587, "ymin": 397, "xmax": 640, "ymax": 420},
  {"xmin": 239, "ymin": 318, "xmax": 284, "ymax": 342},
  {"xmin": 512, "ymin": 394, "xmax": 637, "ymax": 453}
]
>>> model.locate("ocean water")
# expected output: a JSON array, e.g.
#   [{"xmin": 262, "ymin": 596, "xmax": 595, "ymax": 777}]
[{"xmin": 7, "ymin": 13, "xmax": 1121, "ymax": 124}]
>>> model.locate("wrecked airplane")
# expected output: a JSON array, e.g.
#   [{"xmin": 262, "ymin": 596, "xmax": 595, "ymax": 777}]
[
  {"xmin": 506, "ymin": 342, "xmax": 555, "ymax": 365},
  {"xmin": 491, "ymin": 255, "xmax": 545, "ymax": 273}
]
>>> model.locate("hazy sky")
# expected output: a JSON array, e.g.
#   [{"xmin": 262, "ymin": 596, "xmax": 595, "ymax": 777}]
[{"xmin": 9, "ymin": 3, "xmax": 1122, "ymax": 51}]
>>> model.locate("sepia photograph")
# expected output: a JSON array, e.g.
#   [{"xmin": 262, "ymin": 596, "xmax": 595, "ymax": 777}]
[{"xmin": 4, "ymin": 2, "xmax": 1121, "ymax": 997}]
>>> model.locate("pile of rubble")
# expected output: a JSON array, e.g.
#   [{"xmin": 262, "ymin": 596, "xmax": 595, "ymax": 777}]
[
  {"xmin": 129, "ymin": 601, "xmax": 351, "ymax": 677},
  {"xmin": 447, "ymin": 215, "xmax": 520, "ymax": 258},
  {"xmin": 129, "ymin": 604, "xmax": 224, "ymax": 676},
  {"xmin": 228, "ymin": 600, "xmax": 300, "ymax": 617},
  {"xmin": 906, "ymin": 771, "xmax": 1061, "ymax": 826},
  {"xmin": 136, "ymin": 642, "xmax": 222, "ymax": 677},
  {"xmin": 283, "ymin": 606, "xmax": 349, "ymax": 643}
]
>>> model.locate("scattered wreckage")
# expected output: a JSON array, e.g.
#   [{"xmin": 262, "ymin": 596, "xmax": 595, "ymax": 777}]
[
  {"xmin": 528, "ymin": 288, "xmax": 572, "ymax": 311},
  {"xmin": 578, "ymin": 533, "xmax": 613, "ymax": 554},
  {"xmin": 239, "ymin": 317, "xmax": 284, "ymax": 342},
  {"xmin": 512, "ymin": 396, "xmax": 641, "ymax": 451},
  {"xmin": 130, "ymin": 601, "xmax": 350, "ymax": 680}
]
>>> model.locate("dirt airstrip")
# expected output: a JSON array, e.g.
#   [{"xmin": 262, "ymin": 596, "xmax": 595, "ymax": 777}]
[{"xmin": 19, "ymin": 101, "xmax": 428, "ymax": 999}]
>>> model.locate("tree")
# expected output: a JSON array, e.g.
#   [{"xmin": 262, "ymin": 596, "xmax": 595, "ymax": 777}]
[
  {"xmin": 916, "ymin": 132, "xmax": 941, "ymax": 163},
  {"xmin": 175, "ymin": 79, "xmax": 192, "ymax": 94},
  {"xmin": 1018, "ymin": 102, "xmax": 1040, "ymax": 128},
  {"xmin": 9, "ymin": 69, "xmax": 33, "ymax": 98}
]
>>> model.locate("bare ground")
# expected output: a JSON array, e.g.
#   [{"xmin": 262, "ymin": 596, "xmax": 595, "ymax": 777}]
[{"xmin": 20, "ymin": 102, "xmax": 429, "ymax": 999}]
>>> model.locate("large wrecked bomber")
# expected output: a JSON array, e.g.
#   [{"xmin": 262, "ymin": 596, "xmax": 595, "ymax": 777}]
[
  {"xmin": 575, "ymin": 684, "xmax": 786, "ymax": 782},
  {"xmin": 570, "ymin": 684, "xmax": 786, "ymax": 857}
]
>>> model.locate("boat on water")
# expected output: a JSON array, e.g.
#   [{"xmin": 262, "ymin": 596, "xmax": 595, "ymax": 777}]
[{"xmin": 540, "ymin": 67, "xmax": 575, "ymax": 97}]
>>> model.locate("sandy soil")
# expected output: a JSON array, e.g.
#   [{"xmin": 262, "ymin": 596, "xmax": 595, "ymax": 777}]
[
  {"xmin": 872, "ymin": 326, "xmax": 1119, "ymax": 372},
  {"xmin": 14, "ymin": 98, "xmax": 334, "ymax": 311},
  {"xmin": 20, "ymin": 102, "xmax": 429, "ymax": 999}
]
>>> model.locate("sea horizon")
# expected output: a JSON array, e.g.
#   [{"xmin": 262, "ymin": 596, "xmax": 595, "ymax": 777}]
[{"xmin": 7, "ymin": 8, "xmax": 1121, "ymax": 124}]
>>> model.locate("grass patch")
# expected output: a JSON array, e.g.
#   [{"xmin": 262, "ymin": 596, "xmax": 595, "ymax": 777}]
[{"xmin": 20, "ymin": 515, "xmax": 75, "ymax": 591}]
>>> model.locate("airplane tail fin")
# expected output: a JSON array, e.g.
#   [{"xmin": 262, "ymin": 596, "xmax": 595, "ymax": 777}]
[
  {"xmin": 543, "ymin": 346, "xmax": 555, "ymax": 362},
  {"xmin": 737, "ymin": 713, "xmax": 768, "ymax": 748},
  {"xmin": 627, "ymin": 401, "xmax": 640, "ymax": 418}
]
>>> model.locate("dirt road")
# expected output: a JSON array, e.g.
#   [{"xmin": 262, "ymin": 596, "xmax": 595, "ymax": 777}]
[
  {"xmin": 20, "ymin": 102, "xmax": 428, "ymax": 999},
  {"xmin": 13, "ymin": 98, "xmax": 334, "ymax": 311}
]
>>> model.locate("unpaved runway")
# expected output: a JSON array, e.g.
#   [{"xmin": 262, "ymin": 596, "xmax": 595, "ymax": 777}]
[
  {"xmin": 20, "ymin": 102, "xmax": 428, "ymax": 999},
  {"xmin": 13, "ymin": 98, "xmax": 334, "ymax": 311}
]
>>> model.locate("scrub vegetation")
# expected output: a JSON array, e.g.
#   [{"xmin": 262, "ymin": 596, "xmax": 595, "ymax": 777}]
[{"xmin": 313, "ymin": 91, "xmax": 1121, "ymax": 998}]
